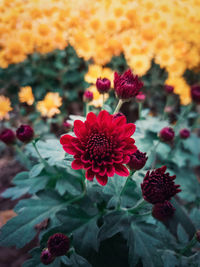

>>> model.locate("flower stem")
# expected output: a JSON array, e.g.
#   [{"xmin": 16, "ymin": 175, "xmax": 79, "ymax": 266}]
[
  {"xmin": 113, "ymin": 99, "xmax": 124, "ymax": 114},
  {"xmin": 14, "ymin": 144, "xmax": 32, "ymax": 170},
  {"xmin": 150, "ymin": 140, "xmax": 160, "ymax": 169},
  {"xmin": 85, "ymin": 103, "xmax": 90, "ymax": 116},
  {"xmin": 138, "ymin": 102, "xmax": 143, "ymax": 120},
  {"xmin": 126, "ymin": 198, "xmax": 146, "ymax": 213},
  {"xmin": 179, "ymin": 235, "xmax": 197, "ymax": 255},
  {"xmin": 101, "ymin": 94, "xmax": 105, "ymax": 111},
  {"xmin": 173, "ymin": 103, "xmax": 193, "ymax": 131},
  {"xmin": 32, "ymin": 140, "xmax": 52, "ymax": 172}
]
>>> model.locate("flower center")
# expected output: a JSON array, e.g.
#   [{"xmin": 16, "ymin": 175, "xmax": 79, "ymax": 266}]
[{"xmin": 86, "ymin": 132, "xmax": 113, "ymax": 161}]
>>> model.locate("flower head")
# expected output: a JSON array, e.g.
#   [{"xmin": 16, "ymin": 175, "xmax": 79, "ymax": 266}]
[
  {"xmin": 179, "ymin": 128, "xmax": 190, "ymax": 139},
  {"xmin": 114, "ymin": 69, "xmax": 143, "ymax": 100},
  {"xmin": 36, "ymin": 92, "xmax": 62, "ymax": 118},
  {"xmin": 136, "ymin": 92, "xmax": 146, "ymax": 102},
  {"xmin": 16, "ymin": 124, "xmax": 34, "ymax": 143},
  {"xmin": 0, "ymin": 128, "xmax": 15, "ymax": 145},
  {"xmin": 96, "ymin": 78, "xmax": 111, "ymax": 94},
  {"xmin": 141, "ymin": 166, "xmax": 181, "ymax": 204},
  {"xmin": 18, "ymin": 86, "xmax": 34, "ymax": 105},
  {"xmin": 127, "ymin": 149, "xmax": 148, "ymax": 171},
  {"xmin": 40, "ymin": 248, "xmax": 55, "ymax": 265},
  {"xmin": 47, "ymin": 233, "xmax": 70, "ymax": 257},
  {"xmin": 152, "ymin": 200, "xmax": 175, "ymax": 221},
  {"xmin": 164, "ymin": 85, "xmax": 174, "ymax": 94},
  {"xmin": 60, "ymin": 111, "xmax": 137, "ymax": 185},
  {"xmin": 159, "ymin": 127, "xmax": 175, "ymax": 142},
  {"xmin": 0, "ymin": 95, "xmax": 12, "ymax": 120},
  {"xmin": 191, "ymin": 84, "xmax": 200, "ymax": 103},
  {"xmin": 83, "ymin": 90, "xmax": 93, "ymax": 102}
]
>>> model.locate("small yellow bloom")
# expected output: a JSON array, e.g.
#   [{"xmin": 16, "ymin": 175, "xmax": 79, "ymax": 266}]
[
  {"xmin": 87, "ymin": 85, "xmax": 109, "ymax": 108},
  {"xmin": 18, "ymin": 86, "xmax": 34, "ymax": 105},
  {"xmin": 0, "ymin": 95, "xmax": 12, "ymax": 120},
  {"xmin": 36, "ymin": 92, "xmax": 62, "ymax": 118}
]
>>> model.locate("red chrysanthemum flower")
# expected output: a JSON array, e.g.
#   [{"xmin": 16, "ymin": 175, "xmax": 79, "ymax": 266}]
[
  {"xmin": 141, "ymin": 166, "xmax": 181, "ymax": 204},
  {"xmin": 152, "ymin": 200, "xmax": 175, "ymax": 221},
  {"xmin": 179, "ymin": 128, "xmax": 190, "ymax": 139},
  {"xmin": 83, "ymin": 90, "xmax": 93, "ymax": 102},
  {"xmin": 60, "ymin": 111, "xmax": 137, "ymax": 185},
  {"xmin": 191, "ymin": 84, "xmax": 200, "ymax": 103},
  {"xmin": 40, "ymin": 248, "xmax": 55, "ymax": 265},
  {"xmin": 16, "ymin": 124, "xmax": 34, "ymax": 143},
  {"xmin": 96, "ymin": 78, "xmax": 111, "ymax": 94},
  {"xmin": 47, "ymin": 233, "xmax": 70, "ymax": 257},
  {"xmin": 0, "ymin": 128, "xmax": 15, "ymax": 145},
  {"xmin": 114, "ymin": 69, "xmax": 143, "ymax": 100},
  {"xmin": 127, "ymin": 149, "xmax": 148, "ymax": 171},
  {"xmin": 159, "ymin": 127, "xmax": 175, "ymax": 142}
]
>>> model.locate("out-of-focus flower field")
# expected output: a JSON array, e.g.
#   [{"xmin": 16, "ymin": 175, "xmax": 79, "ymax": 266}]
[{"xmin": 0, "ymin": 1, "xmax": 200, "ymax": 267}]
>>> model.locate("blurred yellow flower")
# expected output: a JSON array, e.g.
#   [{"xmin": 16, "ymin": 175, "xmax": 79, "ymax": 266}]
[
  {"xmin": 85, "ymin": 64, "xmax": 114, "ymax": 85},
  {"xmin": 18, "ymin": 86, "xmax": 34, "ymax": 105},
  {"xmin": 0, "ymin": 95, "xmax": 12, "ymax": 120},
  {"xmin": 87, "ymin": 85, "xmax": 109, "ymax": 108},
  {"xmin": 36, "ymin": 92, "xmax": 62, "ymax": 118}
]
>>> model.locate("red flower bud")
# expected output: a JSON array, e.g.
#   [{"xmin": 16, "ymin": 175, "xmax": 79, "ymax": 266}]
[
  {"xmin": 164, "ymin": 85, "xmax": 174, "ymax": 94},
  {"xmin": 191, "ymin": 84, "xmax": 200, "ymax": 103},
  {"xmin": 152, "ymin": 201, "xmax": 175, "ymax": 221},
  {"xmin": 136, "ymin": 92, "xmax": 146, "ymax": 102},
  {"xmin": 40, "ymin": 249, "xmax": 55, "ymax": 265},
  {"xmin": 179, "ymin": 128, "xmax": 190, "ymax": 139},
  {"xmin": 0, "ymin": 128, "xmax": 15, "ymax": 145},
  {"xmin": 47, "ymin": 233, "xmax": 70, "ymax": 257},
  {"xmin": 159, "ymin": 127, "xmax": 175, "ymax": 142},
  {"xmin": 114, "ymin": 69, "xmax": 143, "ymax": 100},
  {"xmin": 141, "ymin": 166, "xmax": 181, "ymax": 204},
  {"xmin": 127, "ymin": 149, "xmax": 148, "ymax": 171},
  {"xmin": 96, "ymin": 78, "xmax": 111, "ymax": 94},
  {"xmin": 83, "ymin": 91, "xmax": 93, "ymax": 103},
  {"xmin": 16, "ymin": 125, "xmax": 34, "ymax": 143}
]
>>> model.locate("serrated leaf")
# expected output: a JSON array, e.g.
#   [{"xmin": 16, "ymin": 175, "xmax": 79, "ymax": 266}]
[
  {"xmin": 0, "ymin": 191, "xmax": 67, "ymax": 248},
  {"xmin": 29, "ymin": 163, "xmax": 44, "ymax": 178},
  {"xmin": 161, "ymin": 250, "xmax": 179, "ymax": 267}
]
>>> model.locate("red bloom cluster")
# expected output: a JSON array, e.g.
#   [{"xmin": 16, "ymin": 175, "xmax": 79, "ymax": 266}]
[
  {"xmin": 127, "ymin": 149, "xmax": 148, "ymax": 171},
  {"xmin": 159, "ymin": 127, "xmax": 175, "ymax": 142},
  {"xmin": 179, "ymin": 128, "xmax": 190, "ymax": 139},
  {"xmin": 16, "ymin": 124, "xmax": 34, "ymax": 143},
  {"xmin": 0, "ymin": 128, "xmax": 15, "ymax": 144},
  {"xmin": 96, "ymin": 78, "xmax": 111, "ymax": 94},
  {"xmin": 152, "ymin": 200, "xmax": 175, "ymax": 221},
  {"xmin": 60, "ymin": 111, "xmax": 137, "ymax": 185},
  {"xmin": 136, "ymin": 92, "xmax": 146, "ymax": 102},
  {"xmin": 164, "ymin": 85, "xmax": 174, "ymax": 94},
  {"xmin": 114, "ymin": 69, "xmax": 143, "ymax": 100},
  {"xmin": 48, "ymin": 233, "xmax": 70, "ymax": 257},
  {"xmin": 40, "ymin": 249, "xmax": 55, "ymax": 265},
  {"xmin": 191, "ymin": 84, "xmax": 200, "ymax": 103},
  {"xmin": 83, "ymin": 90, "xmax": 93, "ymax": 102},
  {"xmin": 141, "ymin": 166, "xmax": 181, "ymax": 204}
]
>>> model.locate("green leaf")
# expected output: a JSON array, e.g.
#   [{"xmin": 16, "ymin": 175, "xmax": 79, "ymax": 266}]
[
  {"xmin": 98, "ymin": 211, "xmax": 129, "ymax": 242},
  {"xmin": 29, "ymin": 163, "xmax": 44, "ymax": 178},
  {"xmin": 161, "ymin": 250, "xmax": 179, "ymax": 267},
  {"xmin": 0, "ymin": 191, "xmax": 67, "ymax": 248},
  {"xmin": 128, "ymin": 223, "xmax": 162, "ymax": 267},
  {"xmin": 70, "ymin": 253, "xmax": 92, "ymax": 267}
]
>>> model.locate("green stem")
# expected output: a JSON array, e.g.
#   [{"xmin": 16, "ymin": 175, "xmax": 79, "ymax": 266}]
[
  {"xmin": 14, "ymin": 144, "xmax": 32, "ymax": 170},
  {"xmin": 86, "ymin": 103, "xmax": 89, "ymax": 116},
  {"xmin": 150, "ymin": 140, "xmax": 160, "ymax": 169},
  {"xmin": 126, "ymin": 198, "xmax": 146, "ymax": 213},
  {"xmin": 101, "ymin": 94, "xmax": 105, "ymax": 111},
  {"xmin": 113, "ymin": 99, "xmax": 124, "ymax": 114},
  {"xmin": 138, "ymin": 102, "xmax": 143, "ymax": 120},
  {"xmin": 32, "ymin": 141, "xmax": 52, "ymax": 172},
  {"xmin": 180, "ymin": 235, "xmax": 197, "ymax": 255},
  {"xmin": 173, "ymin": 103, "xmax": 193, "ymax": 131},
  {"xmin": 116, "ymin": 170, "xmax": 134, "ymax": 210}
]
